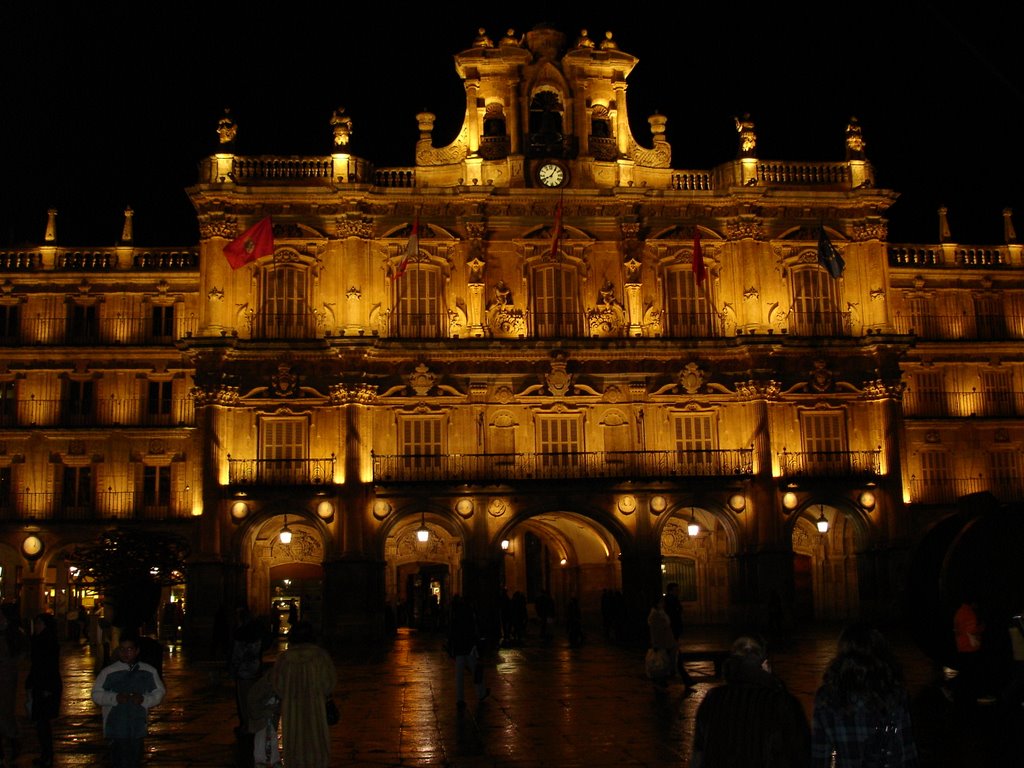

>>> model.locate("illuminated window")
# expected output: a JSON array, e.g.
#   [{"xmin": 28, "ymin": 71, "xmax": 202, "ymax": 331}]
[
  {"xmin": 532, "ymin": 265, "xmax": 580, "ymax": 337},
  {"xmin": 400, "ymin": 417, "xmax": 443, "ymax": 471},
  {"xmin": 537, "ymin": 415, "xmax": 581, "ymax": 468},
  {"xmin": 664, "ymin": 268, "xmax": 716, "ymax": 337},
  {"xmin": 394, "ymin": 266, "xmax": 443, "ymax": 338},
  {"xmin": 673, "ymin": 413, "xmax": 717, "ymax": 474},
  {"xmin": 790, "ymin": 268, "xmax": 842, "ymax": 336},
  {"xmin": 260, "ymin": 417, "xmax": 308, "ymax": 483},
  {"xmin": 259, "ymin": 264, "xmax": 312, "ymax": 338},
  {"xmin": 800, "ymin": 410, "xmax": 848, "ymax": 475}
]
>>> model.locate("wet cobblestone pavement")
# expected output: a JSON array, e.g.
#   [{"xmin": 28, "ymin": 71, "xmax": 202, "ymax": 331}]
[{"xmin": 9, "ymin": 623, "xmax": 1019, "ymax": 767}]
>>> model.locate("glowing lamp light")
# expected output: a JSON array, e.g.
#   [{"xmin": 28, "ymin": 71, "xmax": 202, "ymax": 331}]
[
  {"xmin": 559, "ymin": 558, "xmax": 567, "ymax": 566},
  {"xmin": 500, "ymin": 538, "xmax": 510, "ymax": 552},
  {"xmin": 416, "ymin": 512, "xmax": 429, "ymax": 543},
  {"xmin": 687, "ymin": 508, "xmax": 700, "ymax": 537},
  {"xmin": 815, "ymin": 505, "xmax": 830, "ymax": 534},
  {"xmin": 279, "ymin": 514, "xmax": 293, "ymax": 544}
]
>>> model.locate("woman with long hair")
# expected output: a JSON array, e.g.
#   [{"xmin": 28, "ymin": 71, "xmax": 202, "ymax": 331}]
[{"xmin": 811, "ymin": 623, "xmax": 919, "ymax": 767}]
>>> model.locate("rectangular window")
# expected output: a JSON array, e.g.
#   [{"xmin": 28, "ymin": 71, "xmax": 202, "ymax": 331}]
[
  {"xmin": 537, "ymin": 415, "xmax": 581, "ymax": 468},
  {"xmin": 400, "ymin": 417, "xmax": 443, "ymax": 471},
  {"xmin": 395, "ymin": 268, "xmax": 442, "ymax": 338},
  {"xmin": 260, "ymin": 418, "xmax": 307, "ymax": 482},
  {"xmin": 533, "ymin": 266, "xmax": 580, "ymax": 337},
  {"xmin": 261, "ymin": 265, "xmax": 311, "ymax": 338},
  {"xmin": 0, "ymin": 305, "xmax": 19, "ymax": 343},
  {"xmin": 151, "ymin": 305, "xmax": 175, "ymax": 340},
  {"xmin": 147, "ymin": 381, "xmax": 173, "ymax": 423},
  {"xmin": 61, "ymin": 465, "xmax": 93, "ymax": 510},
  {"xmin": 989, "ymin": 452, "xmax": 1022, "ymax": 499},
  {"xmin": 973, "ymin": 295, "xmax": 1005, "ymax": 340},
  {"xmin": 911, "ymin": 370, "xmax": 947, "ymax": 417},
  {"xmin": 980, "ymin": 370, "xmax": 1013, "ymax": 417},
  {"xmin": 69, "ymin": 304, "xmax": 99, "ymax": 344},
  {"xmin": 143, "ymin": 465, "xmax": 172, "ymax": 508},
  {"xmin": 908, "ymin": 297, "xmax": 940, "ymax": 338},
  {"xmin": 0, "ymin": 381, "xmax": 14, "ymax": 425},
  {"xmin": 791, "ymin": 270, "xmax": 841, "ymax": 335},
  {"xmin": 800, "ymin": 410, "xmax": 848, "ymax": 475},
  {"xmin": 0, "ymin": 466, "xmax": 11, "ymax": 509},
  {"xmin": 63, "ymin": 379, "xmax": 94, "ymax": 424},
  {"xmin": 664, "ymin": 269, "xmax": 715, "ymax": 336},
  {"xmin": 673, "ymin": 413, "xmax": 716, "ymax": 474},
  {"xmin": 919, "ymin": 451, "xmax": 954, "ymax": 503}
]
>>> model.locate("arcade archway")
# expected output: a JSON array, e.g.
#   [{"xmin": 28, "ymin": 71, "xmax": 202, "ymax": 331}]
[
  {"xmin": 658, "ymin": 506, "xmax": 735, "ymax": 624},
  {"xmin": 790, "ymin": 503, "xmax": 863, "ymax": 622}
]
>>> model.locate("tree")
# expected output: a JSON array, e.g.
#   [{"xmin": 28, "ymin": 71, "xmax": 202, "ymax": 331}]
[{"xmin": 70, "ymin": 527, "xmax": 190, "ymax": 630}]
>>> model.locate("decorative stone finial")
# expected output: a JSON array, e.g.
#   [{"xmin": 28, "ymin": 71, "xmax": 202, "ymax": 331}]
[
  {"xmin": 938, "ymin": 206, "xmax": 952, "ymax": 242},
  {"xmin": 599, "ymin": 31, "xmax": 618, "ymax": 50},
  {"xmin": 499, "ymin": 28, "xmax": 519, "ymax": 47},
  {"xmin": 330, "ymin": 107, "xmax": 353, "ymax": 147},
  {"xmin": 576, "ymin": 29, "xmax": 595, "ymax": 48},
  {"xmin": 648, "ymin": 113, "xmax": 667, "ymax": 139},
  {"xmin": 845, "ymin": 116, "xmax": 866, "ymax": 160},
  {"xmin": 416, "ymin": 111, "xmax": 436, "ymax": 141},
  {"xmin": 217, "ymin": 109, "xmax": 237, "ymax": 145},
  {"xmin": 121, "ymin": 206, "xmax": 134, "ymax": 244},
  {"xmin": 44, "ymin": 209, "xmax": 57, "ymax": 243},
  {"xmin": 473, "ymin": 28, "xmax": 493, "ymax": 48},
  {"xmin": 1004, "ymin": 208, "xmax": 1017, "ymax": 244},
  {"xmin": 735, "ymin": 113, "xmax": 756, "ymax": 157}
]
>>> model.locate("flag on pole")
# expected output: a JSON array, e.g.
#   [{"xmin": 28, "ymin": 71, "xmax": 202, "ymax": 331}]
[
  {"xmin": 550, "ymin": 198, "xmax": 564, "ymax": 258},
  {"xmin": 817, "ymin": 226, "xmax": 845, "ymax": 279},
  {"xmin": 692, "ymin": 227, "xmax": 707, "ymax": 290},
  {"xmin": 223, "ymin": 216, "xmax": 274, "ymax": 269},
  {"xmin": 392, "ymin": 216, "xmax": 419, "ymax": 280}
]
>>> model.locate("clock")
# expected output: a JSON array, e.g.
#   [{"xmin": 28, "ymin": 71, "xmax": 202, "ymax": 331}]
[
  {"xmin": 537, "ymin": 161, "xmax": 567, "ymax": 188},
  {"xmin": 21, "ymin": 534, "xmax": 44, "ymax": 559}
]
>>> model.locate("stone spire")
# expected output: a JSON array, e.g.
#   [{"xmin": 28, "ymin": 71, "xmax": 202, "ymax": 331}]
[
  {"xmin": 845, "ymin": 117, "xmax": 866, "ymax": 161},
  {"xmin": 938, "ymin": 206, "xmax": 951, "ymax": 242},
  {"xmin": 44, "ymin": 209, "xmax": 57, "ymax": 243},
  {"xmin": 121, "ymin": 206, "xmax": 134, "ymax": 244}
]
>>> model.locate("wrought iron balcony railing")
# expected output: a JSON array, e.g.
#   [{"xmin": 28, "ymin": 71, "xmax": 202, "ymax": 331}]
[
  {"xmin": 227, "ymin": 456, "xmax": 336, "ymax": 486},
  {"xmin": 372, "ymin": 449, "xmax": 754, "ymax": 483},
  {"xmin": 5, "ymin": 315, "xmax": 197, "ymax": 346},
  {"xmin": 892, "ymin": 313, "xmax": 1023, "ymax": 341},
  {"xmin": 909, "ymin": 476, "xmax": 1024, "ymax": 504},
  {"xmin": 903, "ymin": 391, "xmax": 1024, "ymax": 418},
  {"xmin": 888, "ymin": 245, "xmax": 1012, "ymax": 268},
  {"xmin": 250, "ymin": 312, "xmax": 320, "ymax": 340},
  {"xmin": 0, "ymin": 489, "xmax": 195, "ymax": 521},
  {"xmin": 786, "ymin": 311, "xmax": 852, "ymax": 337},
  {"xmin": 2, "ymin": 398, "xmax": 195, "ymax": 428},
  {"xmin": 777, "ymin": 449, "xmax": 881, "ymax": 479}
]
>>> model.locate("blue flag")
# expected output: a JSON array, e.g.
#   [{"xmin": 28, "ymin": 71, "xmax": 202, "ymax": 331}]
[{"xmin": 817, "ymin": 227, "xmax": 845, "ymax": 279}]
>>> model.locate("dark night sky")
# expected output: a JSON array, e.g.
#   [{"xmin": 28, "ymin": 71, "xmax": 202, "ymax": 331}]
[{"xmin": 2, "ymin": 2, "xmax": 1022, "ymax": 248}]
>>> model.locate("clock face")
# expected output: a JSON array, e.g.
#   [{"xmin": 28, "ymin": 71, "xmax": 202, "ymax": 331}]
[{"xmin": 538, "ymin": 162, "xmax": 566, "ymax": 187}]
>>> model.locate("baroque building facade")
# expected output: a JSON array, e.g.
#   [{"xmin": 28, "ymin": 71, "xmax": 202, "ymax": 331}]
[{"xmin": 0, "ymin": 25, "xmax": 1020, "ymax": 647}]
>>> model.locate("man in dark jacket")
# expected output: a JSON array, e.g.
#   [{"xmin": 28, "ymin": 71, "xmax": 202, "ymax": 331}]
[{"xmin": 691, "ymin": 635, "xmax": 810, "ymax": 768}]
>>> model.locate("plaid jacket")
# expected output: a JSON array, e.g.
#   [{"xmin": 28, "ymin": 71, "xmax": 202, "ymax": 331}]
[{"xmin": 811, "ymin": 688, "xmax": 919, "ymax": 767}]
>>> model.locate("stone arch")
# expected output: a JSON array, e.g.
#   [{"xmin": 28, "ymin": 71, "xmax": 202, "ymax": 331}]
[{"xmin": 787, "ymin": 500, "xmax": 866, "ymax": 621}]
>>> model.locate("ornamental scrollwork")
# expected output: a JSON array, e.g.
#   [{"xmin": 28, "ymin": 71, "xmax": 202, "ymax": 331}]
[
  {"xmin": 328, "ymin": 383, "xmax": 377, "ymax": 405},
  {"xmin": 334, "ymin": 217, "xmax": 373, "ymax": 239},
  {"xmin": 627, "ymin": 136, "xmax": 672, "ymax": 168},
  {"xmin": 735, "ymin": 379, "xmax": 781, "ymax": 400},
  {"xmin": 198, "ymin": 216, "xmax": 237, "ymax": 239},
  {"xmin": 852, "ymin": 219, "xmax": 887, "ymax": 241},
  {"xmin": 726, "ymin": 217, "xmax": 765, "ymax": 241},
  {"xmin": 190, "ymin": 385, "xmax": 240, "ymax": 406}
]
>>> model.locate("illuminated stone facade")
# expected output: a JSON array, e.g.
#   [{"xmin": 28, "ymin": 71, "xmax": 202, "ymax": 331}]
[{"xmin": 0, "ymin": 25, "xmax": 1021, "ymax": 646}]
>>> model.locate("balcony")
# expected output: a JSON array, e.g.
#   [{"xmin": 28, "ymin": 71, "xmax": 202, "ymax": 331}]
[
  {"xmin": 909, "ymin": 477, "xmax": 1024, "ymax": 504},
  {"xmin": 6, "ymin": 314, "xmax": 197, "ymax": 346},
  {"xmin": 372, "ymin": 449, "xmax": 754, "ymax": 484},
  {"xmin": 892, "ymin": 313, "xmax": 1023, "ymax": 341},
  {"xmin": 384, "ymin": 312, "xmax": 447, "ymax": 339},
  {"xmin": 903, "ymin": 391, "xmax": 1024, "ymax": 418},
  {"xmin": 0, "ymin": 489, "xmax": 194, "ymax": 521},
  {"xmin": 786, "ymin": 310, "xmax": 852, "ymax": 337},
  {"xmin": 888, "ymin": 245, "xmax": 1012, "ymax": 268},
  {"xmin": 250, "ymin": 312, "xmax": 319, "ymax": 340},
  {"xmin": 227, "ymin": 456, "xmax": 336, "ymax": 486},
  {"xmin": 777, "ymin": 449, "xmax": 881, "ymax": 479},
  {"xmin": 4, "ymin": 398, "xmax": 195, "ymax": 428}
]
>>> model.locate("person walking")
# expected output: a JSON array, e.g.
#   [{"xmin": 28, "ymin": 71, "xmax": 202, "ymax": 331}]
[
  {"xmin": 646, "ymin": 595, "xmax": 676, "ymax": 689},
  {"xmin": 448, "ymin": 595, "xmax": 490, "ymax": 712},
  {"xmin": 663, "ymin": 582, "xmax": 696, "ymax": 690},
  {"xmin": 0, "ymin": 604, "xmax": 26, "ymax": 765},
  {"xmin": 811, "ymin": 622, "xmax": 919, "ymax": 767},
  {"xmin": 26, "ymin": 613, "xmax": 62, "ymax": 768},
  {"xmin": 269, "ymin": 621, "xmax": 336, "ymax": 768},
  {"xmin": 92, "ymin": 632, "xmax": 166, "ymax": 768},
  {"xmin": 691, "ymin": 635, "xmax": 810, "ymax": 768}
]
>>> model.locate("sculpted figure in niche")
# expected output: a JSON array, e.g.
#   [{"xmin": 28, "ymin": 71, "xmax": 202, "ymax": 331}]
[{"xmin": 493, "ymin": 280, "xmax": 512, "ymax": 306}]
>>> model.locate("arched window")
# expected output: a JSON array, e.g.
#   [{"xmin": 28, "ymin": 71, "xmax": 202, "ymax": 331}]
[
  {"xmin": 258, "ymin": 263, "xmax": 313, "ymax": 339},
  {"xmin": 531, "ymin": 264, "xmax": 580, "ymax": 337},
  {"xmin": 663, "ymin": 267, "xmax": 717, "ymax": 337},
  {"xmin": 790, "ymin": 267, "xmax": 843, "ymax": 336},
  {"xmin": 528, "ymin": 91, "xmax": 565, "ymax": 157}
]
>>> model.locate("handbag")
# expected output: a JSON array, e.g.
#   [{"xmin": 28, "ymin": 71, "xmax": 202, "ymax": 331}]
[{"xmin": 325, "ymin": 695, "xmax": 340, "ymax": 726}]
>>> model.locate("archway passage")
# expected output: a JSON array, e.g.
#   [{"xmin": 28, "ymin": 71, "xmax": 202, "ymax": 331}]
[
  {"xmin": 269, "ymin": 561, "xmax": 324, "ymax": 636},
  {"xmin": 791, "ymin": 506, "xmax": 860, "ymax": 622},
  {"xmin": 384, "ymin": 514, "xmax": 462, "ymax": 631},
  {"xmin": 659, "ymin": 507, "xmax": 733, "ymax": 624}
]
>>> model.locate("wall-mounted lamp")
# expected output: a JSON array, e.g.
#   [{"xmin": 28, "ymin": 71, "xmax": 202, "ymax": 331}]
[
  {"xmin": 816, "ymin": 505, "xmax": 829, "ymax": 534},
  {"xmin": 416, "ymin": 512, "xmax": 429, "ymax": 543},
  {"xmin": 559, "ymin": 558, "xmax": 568, "ymax": 566},
  {"xmin": 279, "ymin": 514, "xmax": 293, "ymax": 544},
  {"xmin": 687, "ymin": 508, "xmax": 700, "ymax": 537},
  {"xmin": 500, "ymin": 538, "xmax": 511, "ymax": 552}
]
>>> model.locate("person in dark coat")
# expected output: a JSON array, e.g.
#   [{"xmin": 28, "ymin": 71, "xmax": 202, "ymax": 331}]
[
  {"xmin": 448, "ymin": 595, "xmax": 489, "ymax": 711},
  {"xmin": 663, "ymin": 582, "xmax": 696, "ymax": 688},
  {"xmin": 26, "ymin": 613, "xmax": 63, "ymax": 768},
  {"xmin": 692, "ymin": 635, "xmax": 810, "ymax": 768}
]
